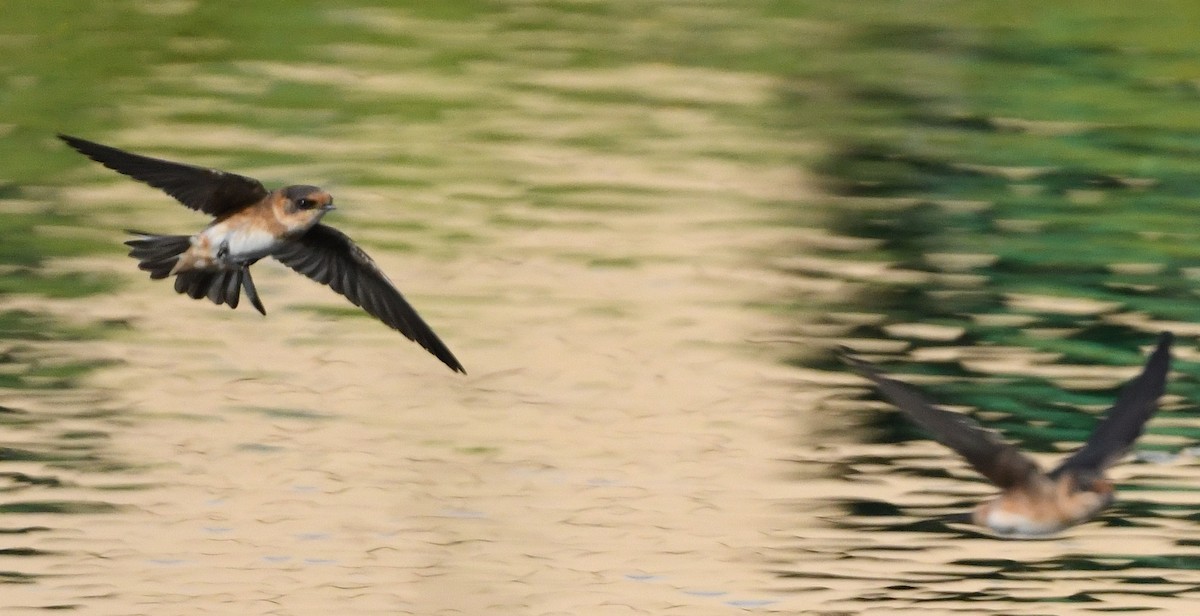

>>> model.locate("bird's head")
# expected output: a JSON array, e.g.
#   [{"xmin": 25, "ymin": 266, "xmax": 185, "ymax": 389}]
[{"xmin": 275, "ymin": 185, "xmax": 335, "ymax": 234}]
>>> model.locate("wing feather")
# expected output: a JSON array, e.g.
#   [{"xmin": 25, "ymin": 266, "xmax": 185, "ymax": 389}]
[
  {"xmin": 1051, "ymin": 332, "xmax": 1173, "ymax": 478},
  {"xmin": 847, "ymin": 355, "xmax": 1042, "ymax": 489},
  {"xmin": 60, "ymin": 134, "xmax": 268, "ymax": 216},
  {"xmin": 272, "ymin": 224, "xmax": 465, "ymax": 373}
]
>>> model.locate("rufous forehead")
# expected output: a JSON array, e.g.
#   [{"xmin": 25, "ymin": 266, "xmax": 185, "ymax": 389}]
[{"xmin": 308, "ymin": 190, "xmax": 333, "ymax": 204}]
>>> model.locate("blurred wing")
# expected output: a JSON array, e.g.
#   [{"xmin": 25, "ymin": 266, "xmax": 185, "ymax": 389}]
[
  {"xmin": 272, "ymin": 224, "xmax": 465, "ymax": 374},
  {"xmin": 1051, "ymin": 332, "xmax": 1173, "ymax": 477},
  {"xmin": 59, "ymin": 134, "xmax": 268, "ymax": 216},
  {"xmin": 847, "ymin": 355, "xmax": 1042, "ymax": 489}
]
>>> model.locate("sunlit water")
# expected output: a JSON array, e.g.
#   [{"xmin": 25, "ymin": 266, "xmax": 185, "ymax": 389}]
[{"xmin": 3, "ymin": 3, "xmax": 1200, "ymax": 615}]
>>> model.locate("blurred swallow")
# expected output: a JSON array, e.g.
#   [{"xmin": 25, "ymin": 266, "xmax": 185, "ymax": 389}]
[
  {"xmin": 846, "ymin": 332, "xmax": 1172, "ymax": 537},
  {"xmin": 60, "ymin": 134, "xmax": 464, "ymax": 373}
]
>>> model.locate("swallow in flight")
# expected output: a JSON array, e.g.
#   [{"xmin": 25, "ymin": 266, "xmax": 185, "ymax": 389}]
[
  {"xmin": 846, "ymin": 332, "xmax": 1172, "ymax": 537},
  {"xmin": 60, "ymin": 134, "xmax": 464, "ymax": 373}
]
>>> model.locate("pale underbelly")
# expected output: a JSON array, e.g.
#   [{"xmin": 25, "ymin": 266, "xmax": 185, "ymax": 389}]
[
  {"xmin": 983, "ymin": 509, "xmax": 1073, "ymax": 537},
  {"xmin": 196, "ymin": 226, "xmax": 283, "ymax": 267},
  {"xmin": 982, "ymin": 493, "xmax": 1110, "ymax": 537}
]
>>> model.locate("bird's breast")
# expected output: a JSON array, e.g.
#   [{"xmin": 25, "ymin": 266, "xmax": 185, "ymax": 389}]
[
  {"xmin": 201, "ymin": 223, "xmax": 283, "ymax": 264},
  {"xmin": 979, "ymin": 505, "xmax": 1071, "ymax": 537},
  {"xmin": 976, "ymin": 479, "xmax": 1113, "ymax": 537}
]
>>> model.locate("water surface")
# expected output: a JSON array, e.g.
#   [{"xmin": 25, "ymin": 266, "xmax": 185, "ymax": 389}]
[{"xmin": 2, "ymin": 2, "xmax": 1200, "ymax": 615}]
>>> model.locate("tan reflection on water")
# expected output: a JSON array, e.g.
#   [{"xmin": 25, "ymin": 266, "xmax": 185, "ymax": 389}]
[
  {"xmin": 2, "ymin": 66, "xmax": 820, "ymax": 615},
  {"xmin": 31, "ymin": 211, "xmax": 798, "ymax": 614}
]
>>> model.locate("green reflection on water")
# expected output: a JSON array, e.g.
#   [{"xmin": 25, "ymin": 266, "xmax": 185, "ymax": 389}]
[
  {"xmin": 0, "ymin": 500, "xmax": 121, "ymax": 515},
  {"xmin": 789, "ymin": 2, "xmax": 1200, "ymax": 448},
  {"xmin": 786, "ymin": 6, "xmax": 1200, "ymax": 602}
]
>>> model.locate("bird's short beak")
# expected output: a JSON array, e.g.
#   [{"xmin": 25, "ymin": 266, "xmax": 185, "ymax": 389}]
[{"xmin": 322, "ymin": 204, "xmax": 336, "ymax": 212}]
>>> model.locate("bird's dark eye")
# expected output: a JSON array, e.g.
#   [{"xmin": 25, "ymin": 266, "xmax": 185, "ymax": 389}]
[{"xmin": 296, "ymin": 198, "xmax": 314, "ymax": 209}]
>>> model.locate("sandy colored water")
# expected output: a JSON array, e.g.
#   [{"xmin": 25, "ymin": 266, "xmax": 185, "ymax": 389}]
[{"xmin": 1, "ymin": 127, "xmax": 821, "ymax": 615}]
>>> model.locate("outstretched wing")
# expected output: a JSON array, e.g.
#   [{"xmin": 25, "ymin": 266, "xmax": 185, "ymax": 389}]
[
  {"xmin": 1051, "ymin": 332, "xmax": 1173, "ymax": 478},
  {"xmin": 272, "ymin": 224, "xmax": 465, "ymax": 374},
  {"xmin": 847, "ymin": 355, "xmax": 1042, "ymax": 489},
  {"xmin": 59, "ymin": 134, "xmax": 268, "ymax": 217}
]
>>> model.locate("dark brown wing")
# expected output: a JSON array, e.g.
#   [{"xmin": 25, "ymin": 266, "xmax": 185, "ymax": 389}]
[
  {"xmin": 59, "ymin": 134, "xmax": 268, "ymax": 217},
  {"xmin": 846, "ymin": 355, "xmax": 1042, "ymax": 489},
  {"xmin": 272, "ymin": 224, "xmax": 465, "ymax": 374},
  {"xmin": 1051, "ymin": 332, "xmax": 1173, "ymax": 479}
]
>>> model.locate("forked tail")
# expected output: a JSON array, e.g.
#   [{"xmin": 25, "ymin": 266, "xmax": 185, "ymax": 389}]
[
  {"xmin": 124, "ymin": 230, "xmax": 266, "ymax": 315},
  {"xmin": 125, "ymin": 230, "xmax": 190, "ymax": 279}
]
